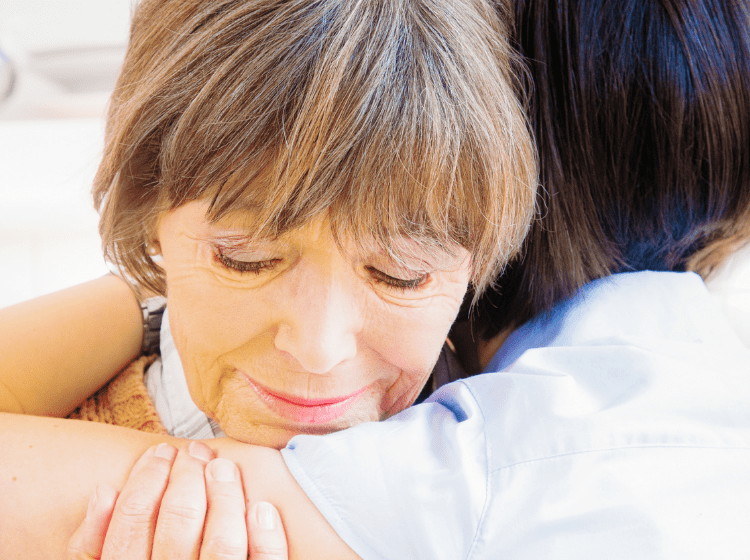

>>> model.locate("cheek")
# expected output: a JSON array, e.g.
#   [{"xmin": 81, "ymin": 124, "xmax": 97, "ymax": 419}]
[
  {"xmin": 366, "ymin": 293, "xmax": 463, "ymax": 375},
  {"xmin": 161, "ymin": 265, "xmax": 275, "ymax": 412},
  {"xmin": 162, "ymin": 239, "xmax": 274, "ymax": 354},
  {"xmin": 363, "ymin": 306, "xmax": 454, "ymax": 417},
  {"xmin": 370, "ymin": 260, "xmax": 470, "ymax": 360},
  {"xmin": 367, "ymin": 286, "xmax": 467, "ymax": 416}
]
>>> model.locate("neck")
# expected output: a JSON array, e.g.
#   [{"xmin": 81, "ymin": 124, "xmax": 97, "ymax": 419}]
[
  {"xmin": 476, "ymin": 328, "xmax": 513, "ymax": 371},
  {"xmin": 449, "ymin": 321, "xmax": 514, "ymax": 375}
]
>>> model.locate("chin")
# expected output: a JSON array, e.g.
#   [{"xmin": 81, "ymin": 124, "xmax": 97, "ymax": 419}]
[
  {"xmin": 218, "ymin": 408, "xmax": 381, "ymax": 449},
  {"xmin": 217, "ymin": 422, "xmax": 294, "ymax": 449}
]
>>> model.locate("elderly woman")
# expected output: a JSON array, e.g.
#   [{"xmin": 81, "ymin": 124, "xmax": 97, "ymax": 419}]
[
  {"xmin": 0, "ymin": 0, "xmax": 533, "ymax": 436},
  {"xmin": 3, "ymin": 0, "xmax": 750, "ymax": 558},
  {"xmin": 0, "ymin": 0, "xmax": 536, "ymax": 557}
]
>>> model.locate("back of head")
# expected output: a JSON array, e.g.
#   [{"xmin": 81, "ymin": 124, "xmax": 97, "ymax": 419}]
[
  {"xmin": 94, "ymin": 0, "xmax": 537, "ymax": 298},
  {"xmin": 478, "ymin": 0, "xmax": 750, "ymax": 337}
]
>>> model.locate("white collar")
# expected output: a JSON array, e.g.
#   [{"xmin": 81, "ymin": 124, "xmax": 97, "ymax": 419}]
[{"xmin": 144, "ymin": 307, "xmax": 225, "ymax": 439}]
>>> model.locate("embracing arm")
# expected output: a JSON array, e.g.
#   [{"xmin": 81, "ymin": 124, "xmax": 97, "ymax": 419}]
[
  {"xmin": 0, "ymin": 275, "xmax": 143, "ymax": 416},
  {"xmin": 0, "ymin": 412, "xmax": 359, "ymax": 560}
]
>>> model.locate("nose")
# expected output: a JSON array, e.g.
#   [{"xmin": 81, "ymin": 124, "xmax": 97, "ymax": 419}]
[{"xmin": 274, "ymin": 266, "xmax": 360, "ymax": 374}]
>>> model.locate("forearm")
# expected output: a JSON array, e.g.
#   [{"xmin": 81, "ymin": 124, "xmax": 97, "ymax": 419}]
[
  {"xmin": 0, "ymin": 413, "xmax": 358, "ymax": 560},
  {"xmin": 0, "ymin": 275, "xmax": 143, "ymax": 416},
  {"xmin": 0, "ymin": 412, "xmax": 175, "ymax": 558}
]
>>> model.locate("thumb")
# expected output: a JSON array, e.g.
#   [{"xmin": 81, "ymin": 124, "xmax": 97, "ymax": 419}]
[
  {"xmin": 67, "ymin": 485, "xmax": 119, "ymax": 560},
  {"xmin": 248, "ymin": 501, "xmax": 289, "ymax": 560}
]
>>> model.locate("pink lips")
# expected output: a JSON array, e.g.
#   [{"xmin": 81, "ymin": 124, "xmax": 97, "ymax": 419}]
[{"xmin": 245, "ymin": 377, "xmax": 368, "ymax": 424}]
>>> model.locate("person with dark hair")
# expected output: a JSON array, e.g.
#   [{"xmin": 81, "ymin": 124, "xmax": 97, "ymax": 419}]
[
  {"xmin": 474, "ymin": 0, "xmax": 750, "ymax": 349},
  {"xmin": 2, "ymin": 0, "xmax": 750, "ymax": 558}
]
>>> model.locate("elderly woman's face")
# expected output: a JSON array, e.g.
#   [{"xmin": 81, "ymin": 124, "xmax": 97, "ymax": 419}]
[{"xmin": 156, "ymin": 200, "xmax": 471, "ymax": 448}]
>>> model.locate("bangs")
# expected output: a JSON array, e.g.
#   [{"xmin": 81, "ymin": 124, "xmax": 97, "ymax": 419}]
[
  {"xmin": 97, "ymin": 0, "xmax": 537, "ymax": 297},
  {"xmin": 203, "ymin": 147, "xmax": 471, "ymax": 269}
]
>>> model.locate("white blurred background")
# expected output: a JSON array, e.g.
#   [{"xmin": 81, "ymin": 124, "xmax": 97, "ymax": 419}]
[{"xmin": 0, "ymin": 0, "xmax": 131, "ymax": 308}]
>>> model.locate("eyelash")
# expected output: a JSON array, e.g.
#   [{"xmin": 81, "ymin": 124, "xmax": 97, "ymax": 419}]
[
  {"xmin": 366, "ymin": 266, "xmax": 430, "ymax": 291},
  {"xmin": 214, "ymin": 247, "xmax": 429, "ymax": 290},
  {"xmin": 214, "ymin": 248, "xmax": 279, "ymax": 275}
]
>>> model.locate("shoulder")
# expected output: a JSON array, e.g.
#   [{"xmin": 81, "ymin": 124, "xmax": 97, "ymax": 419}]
[
  {"xmin": 461, "ymin": 272, "xmax": 750, "ymax": 557},
  {"xmin": 283, "ymin": 382, "xmax": 488, "ymax": 559}
]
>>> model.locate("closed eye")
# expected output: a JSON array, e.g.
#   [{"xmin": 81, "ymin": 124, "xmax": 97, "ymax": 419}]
[
  {"xmin": 366, "ymin": 266, "xmax": 430, "ymax": 291},
  {"xmin": 214, "ymin": 247, "xmax": 280, "ymax": 274}
]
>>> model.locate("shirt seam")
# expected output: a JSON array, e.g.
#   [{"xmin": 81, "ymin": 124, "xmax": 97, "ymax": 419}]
[
  {"xmin": 459, "ymin": 380, "xmax": 492, "ymax": 560},
  {"xmin": 491, "ymin": 443, "xmax": 750, "ymax": 474}
]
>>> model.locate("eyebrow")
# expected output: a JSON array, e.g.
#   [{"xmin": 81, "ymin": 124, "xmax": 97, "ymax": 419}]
[{"xmin": 200, "ymin": 225, "xmax": 280, "ymax": 248}]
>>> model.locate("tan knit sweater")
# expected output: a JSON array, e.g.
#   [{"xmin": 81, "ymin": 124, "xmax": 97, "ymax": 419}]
[
  {"xmin": 68, "ymin": 354, "xmax": 168, "ymax": 435},
  {"xmin": 68, "ymin": 344, "xmax": 465, "ymax": 434}
]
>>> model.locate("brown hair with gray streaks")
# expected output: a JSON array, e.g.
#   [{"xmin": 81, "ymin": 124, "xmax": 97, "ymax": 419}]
[{"xmin": 94, "ymin": 0, "xmax": 537, "ymax": 299}]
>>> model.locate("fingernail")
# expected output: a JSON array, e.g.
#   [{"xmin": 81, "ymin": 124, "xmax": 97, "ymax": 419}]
[
  {"xmin": 154, "ymin": 442, "xmax": 176, "ymax": 460},
  {"xmin": 209, "ymin": 457, "xmax": 237, "ymax": 482},
  {"xmin": 256, "ymin": 502, "xmax": 276, "ymax": 530},
  {"xmin": 188, "ymin": 441, "xmax": 213, "ymax": 462}
]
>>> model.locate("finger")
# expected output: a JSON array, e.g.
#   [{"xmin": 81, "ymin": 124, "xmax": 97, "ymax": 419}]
[
  {"xmin": 199, "ymin": 458, "xmax": 248, "ymax": 560},
  {"xmin": 67, "ymin": 485, "xmax": 119, "ymax": 560},
  {"xmin": 247, "ymin": 501, "xmax": 288, "ymax": 560},
  {"xmin": 101, "ymin": 443, "xmax": 178, "ymax": 559},
  {"xmin": 151, "ymin": 441, "xmax": 215, "ymax": 560}
]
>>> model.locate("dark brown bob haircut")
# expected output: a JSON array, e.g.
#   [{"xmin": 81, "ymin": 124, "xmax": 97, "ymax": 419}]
[
  {"xmin": 477, "ymin": 0, "xmax": 750, "ymax": 338},
  {"xmin": 94, "ymin": 0, "xmax": 537, "ymax": 298}
]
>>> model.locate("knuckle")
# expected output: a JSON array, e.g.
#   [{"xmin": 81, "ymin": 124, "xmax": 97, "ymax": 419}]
[
  {"xmin": 65, "ymin": 543, "xmax": 97, "ymax": 560},
  {"xmin": 208, "ymin": 484, "xmax": 244, "ymax": 500},
  {"xmin": 159, "ymin": 499, "xmax": 206, "ymax": 523},
  {"xmin": 251, "ymin": 542, "xmax": 288, "ymax": 559},
  {"xmin": 116, "ymin": 494, "xmax": 157, "ymax": 526},
  {"xmin": 202, "ymin": 534, "xmax": 247, "ymax": 560}
]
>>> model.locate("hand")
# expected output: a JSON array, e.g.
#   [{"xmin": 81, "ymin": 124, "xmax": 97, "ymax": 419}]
[{"xmin": 67, "ymin": 441, "xmax": 289, "ymax": 559}]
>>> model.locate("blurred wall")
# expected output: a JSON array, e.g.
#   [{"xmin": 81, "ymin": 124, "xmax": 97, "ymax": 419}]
[
  {"xmin": 0, "ymin": 0, "xmax": 130, "ymax": 51},
  {"xmin": 0, "ymin": 0, "xmax": 130, "ymax": 308}
]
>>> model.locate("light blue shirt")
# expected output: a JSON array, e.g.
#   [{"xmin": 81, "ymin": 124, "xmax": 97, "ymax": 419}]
[{"xmin": 281, "ymin": 271, "xmax": 750, "ymax": 559}]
